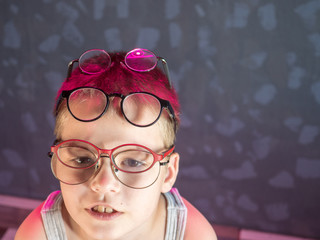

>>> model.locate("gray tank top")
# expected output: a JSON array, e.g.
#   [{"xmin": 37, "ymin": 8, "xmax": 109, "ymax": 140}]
[{"xmin": 41, "ymin": 188, "xmax": 187, "ymax": 240}]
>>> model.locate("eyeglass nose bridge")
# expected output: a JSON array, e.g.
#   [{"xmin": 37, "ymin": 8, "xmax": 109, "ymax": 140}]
[
  {"xmin": 95, "ymin": 148, "xmax": 122, "ymax": 171},
  {"xmin": 97, "ymin": 148, "xmax": 114, "ymax": 160},
  {"xmin": 93, "ymin": 150, "xmax": 119, "ymax": 177}
]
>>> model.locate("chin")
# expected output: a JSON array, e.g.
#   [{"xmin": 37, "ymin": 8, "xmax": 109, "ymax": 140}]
[{"xmin": 83, "ymin": 224, "xmax": 126, "ymax": 240}]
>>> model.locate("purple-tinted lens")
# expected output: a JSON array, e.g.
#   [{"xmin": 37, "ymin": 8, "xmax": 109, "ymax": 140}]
[
  {"xmin": 125, "ymin": 49, "xmax": 157, "ymax": 72},
  {"xmin": 79, "ymin": 49, "xmax": 111, "ymax": 74}
]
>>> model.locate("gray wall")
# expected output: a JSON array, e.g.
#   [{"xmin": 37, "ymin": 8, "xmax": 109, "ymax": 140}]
[{"xmin": 1, "ymin": 0, "xmax": 320, "ymax": 238}]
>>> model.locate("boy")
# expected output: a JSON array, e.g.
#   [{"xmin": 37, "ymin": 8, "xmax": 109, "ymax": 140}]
[{"xmin": 15, "ymin": 49, "xmax": 217, "ymax": 239}]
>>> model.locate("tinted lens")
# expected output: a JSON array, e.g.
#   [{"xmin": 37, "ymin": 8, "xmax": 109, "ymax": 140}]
[
  {"xmin": 113, "ymin": 145, "xmax": 160, "ymax": 189},
  {"xmin": 122, "ymin": 93, "xmax": 161, "ymax": 127},
  {"xmin": 79, "ymin": 49, "xmax": 111, "ymax": 74},
  {"xmin": 125, "ymin": 49, "xmax": 157, "ymax": 72},
  {"xmin": 68, "ymin": 88, "xmax": 108, "ymax": 121},
  {"xmin": 51, "ymin": 141, "xmax": 98, "ymax": 184}
]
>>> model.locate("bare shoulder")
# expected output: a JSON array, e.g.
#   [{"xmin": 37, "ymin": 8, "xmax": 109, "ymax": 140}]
[
  {"xmin": 182, "ymin": 197, "xmax": 217, "ymax": 240},
  {"xmin": 15, "ymin": 202, "xmax": 47, "ymax": 240}
]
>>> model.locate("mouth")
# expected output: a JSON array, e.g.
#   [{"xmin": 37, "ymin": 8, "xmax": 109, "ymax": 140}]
[
  {"xmin": 87, "ymin": 205, "xmax": 122, "ymax": 221},
  {"xmin": 92, "ymin": 205, "xmax": 115, "ymax": 214}
]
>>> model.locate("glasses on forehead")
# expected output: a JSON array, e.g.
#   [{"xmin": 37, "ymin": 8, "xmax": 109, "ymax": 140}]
[
  {"xmin": 56, "ymin": 87, "xmax": 176, "ymax": 128},
  {"xmin": 67, "ymin": 48, "xmax": 172, "ymax": 88},
  {"xmin": 49, "ymin": 139, "xmax": 174, "ymax": 189}
]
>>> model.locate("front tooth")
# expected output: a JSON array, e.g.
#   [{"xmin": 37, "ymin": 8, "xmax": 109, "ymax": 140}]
[
  {"xmin": 94, "ymin": 205, "xmax": 114, "ymax": 213},
  {"xmin": 97, "ymin": 205, "xmax": 105, "ymax": 213},
  {"xmin": 104, "ymin": 207, "xmax": 113, "ymax": 213}
]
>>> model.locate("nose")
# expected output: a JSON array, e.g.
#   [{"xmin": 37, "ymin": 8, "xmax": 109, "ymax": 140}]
[{"xmin": 90, "ymin": 156, "xmax": 121, "ymax": 193}]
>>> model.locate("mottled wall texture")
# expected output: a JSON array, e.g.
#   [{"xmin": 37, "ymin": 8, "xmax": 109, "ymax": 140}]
[{"xmin": 1, "ymin": 0, "xmax": 320, "ymax": 238}]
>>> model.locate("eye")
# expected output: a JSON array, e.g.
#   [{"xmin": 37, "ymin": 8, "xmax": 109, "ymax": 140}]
[
  {"xmin": 116, "ymin": 157, "xmax": 150, "ymax": 172},
  {"xmin": 122, "ymin": 158, "xmax": 145, "ymax": 168},
  {"xmin": 57, "ymin": 145, "xmax": 97, "ymax": 167},
  {"xmin": 59, "ymin": 149, "xmax": 96, "ymax": 168},
  {"xmin": 74, "ymin": 157, "xmax": 95, "ymax": 166},
  {"xmin": 114, "ymin": 148, "xmax": 154, "ymax": 172},
  {"xmin": 63, "ymin": 156, "xmax": 95, "ymax": 168}
]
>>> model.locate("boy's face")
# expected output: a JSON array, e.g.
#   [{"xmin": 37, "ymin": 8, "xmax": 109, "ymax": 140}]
[{"xmin": 56, "ymin": 105, "xmax": 178, "ymax": 239}]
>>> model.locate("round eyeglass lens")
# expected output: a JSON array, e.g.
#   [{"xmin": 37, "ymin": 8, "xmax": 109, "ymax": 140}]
[
  {"xmin": 112, "ymin": 145, "xmax": 161, "ymax": 189},
  {"xmin": 51, "ymin": 141, "xmax": 99, "ymax": 185},
  {"xmin": 122, "ymin": 93, "xmax": 161, "ymax": 127},
  {"xmin": 79, "ymin": 49, "xmax": 111, "ymax": 74},
  {"xmin": 68, "ymin": 88, "xmax": 108, "ymax": 121},
  {"xmin": 125, "ymin": 49, "xmax": 157, "ymax": 72}
]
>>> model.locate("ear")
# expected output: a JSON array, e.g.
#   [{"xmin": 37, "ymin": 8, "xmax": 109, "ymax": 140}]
[{"xmin": 161, "ymin": 152, "xmax": 180, "ymax": 193}]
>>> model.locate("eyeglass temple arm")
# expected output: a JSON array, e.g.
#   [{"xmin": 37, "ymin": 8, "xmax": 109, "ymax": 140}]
[
  {"xmin": 159, "ymin": 146, "xmax": 175, "ymax": 166},
  {"xmin": 161, "ymin": 100, "xmax": 177, "ymax": 133},
  {"xmin": 67, "ymin": 59, "xmax": 79, "ymax": 79},
  {"xmin": 47, "ymin": 139, "xmax": 60, "ymax": 158},
  {"xmin": 160, "ymin": 160, "xmax": 170, "ymax": 166},
  {"xmin": 158, "ymin": 57, "xmax": 172, "ymax": 89}
]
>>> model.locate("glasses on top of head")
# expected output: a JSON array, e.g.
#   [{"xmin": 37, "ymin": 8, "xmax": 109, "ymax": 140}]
[
  {"xmin": 49, "ymin": 139, "xmax": 174, "ymax": 189},
  {"xmin": 67, "ymin": 48, "xmax": 172, "ymax": 88},
  {"xmin": 56, "ymin": 87, "xmax": 176, "ymax": 128}
]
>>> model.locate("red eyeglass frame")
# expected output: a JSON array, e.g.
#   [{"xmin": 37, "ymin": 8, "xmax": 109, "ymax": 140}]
[{"xmin": 49, "ymin": 139, "xmax": 175, "ymax": 174}]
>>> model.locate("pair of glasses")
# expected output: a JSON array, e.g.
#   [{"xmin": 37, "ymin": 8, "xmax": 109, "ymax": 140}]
[
  {"xmin": 56, "ymin": 87, "xmax": 176, "ymax": 128},
  {"xmin": 49, "ymin": 139, "xmax": 174, "ymax": 189},
  {"xmin": 67, "ymin": 48, "xmax": 172, "ymax": 88}
]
